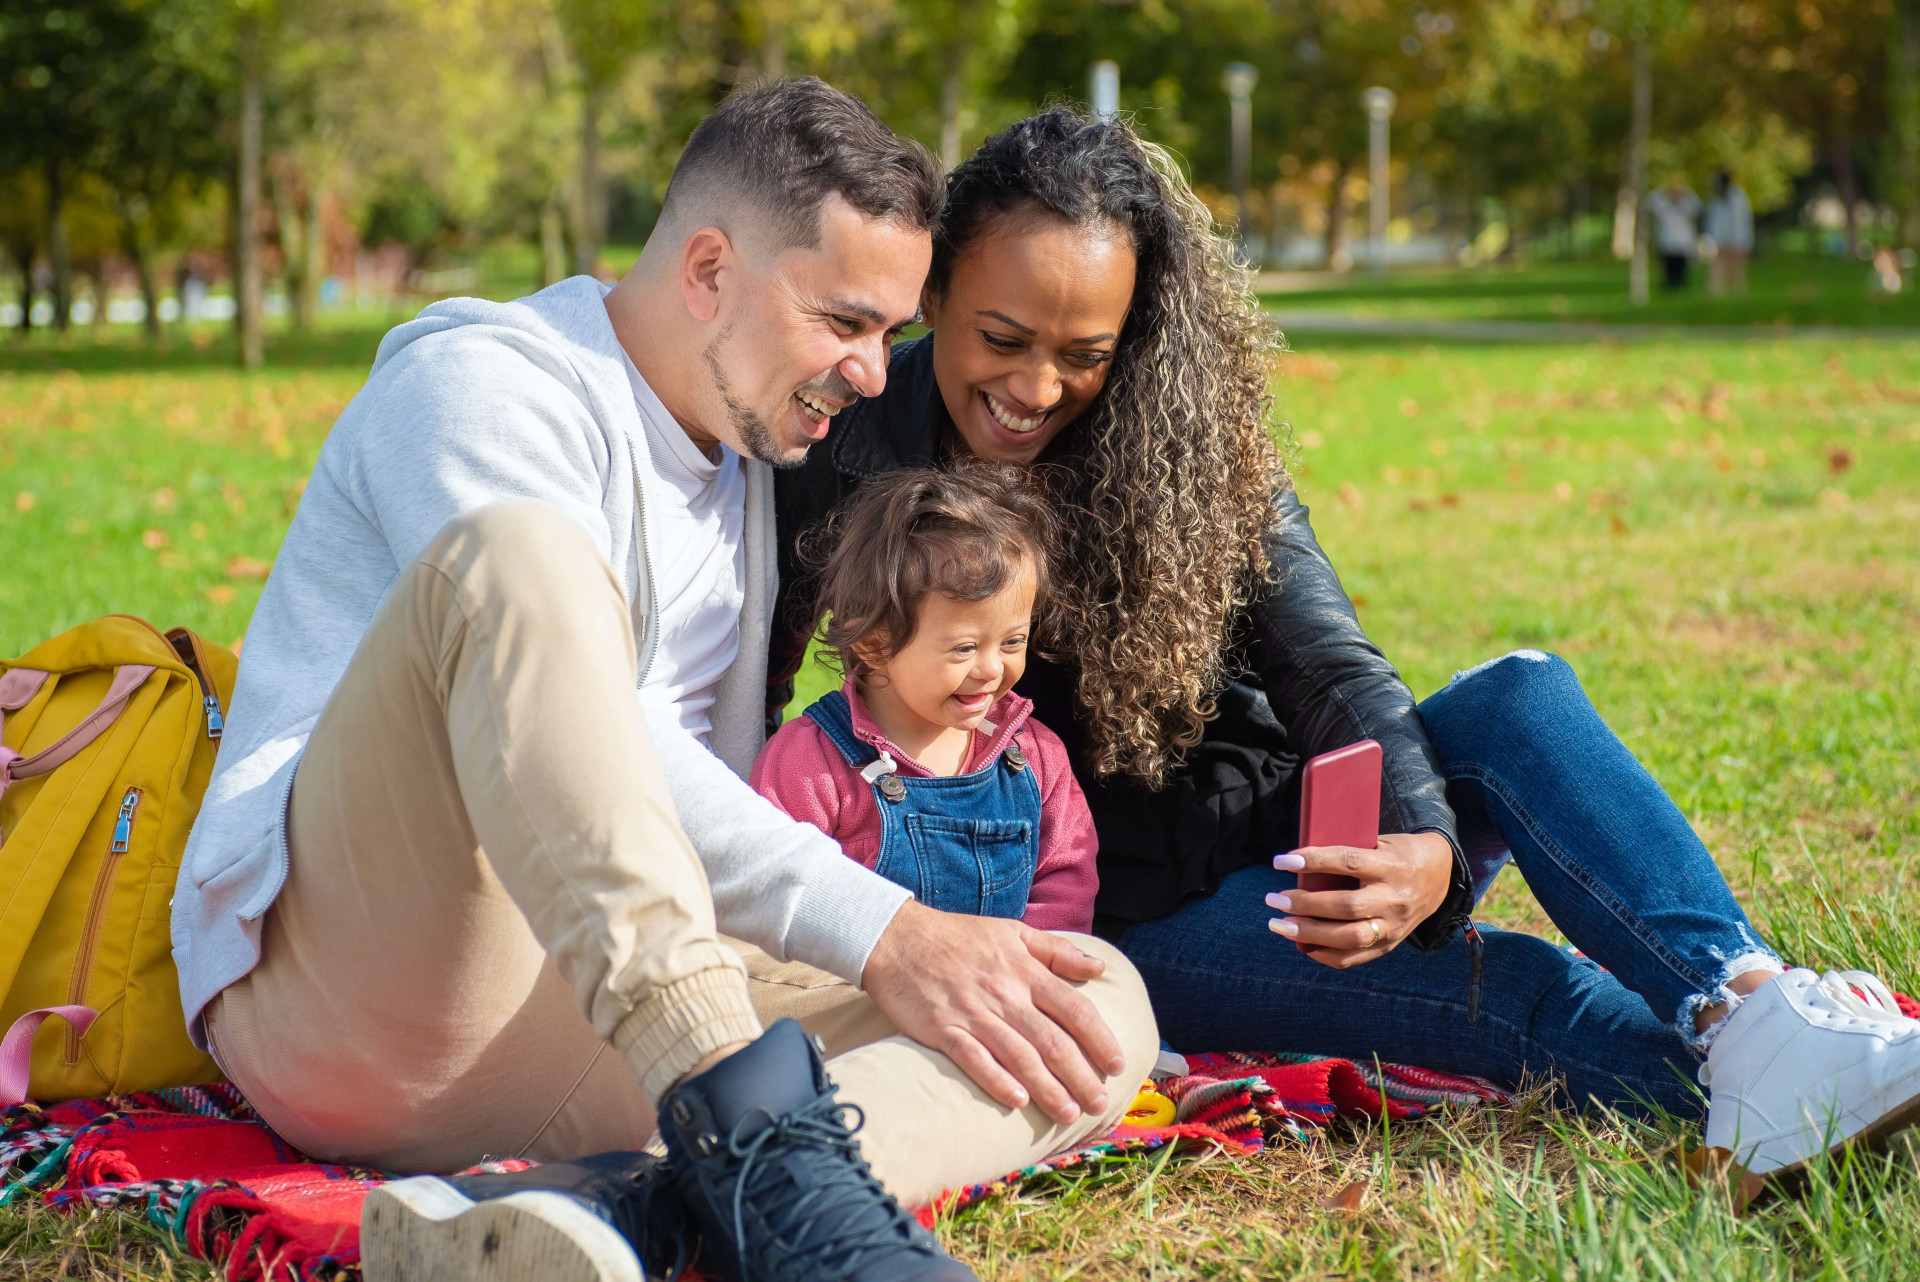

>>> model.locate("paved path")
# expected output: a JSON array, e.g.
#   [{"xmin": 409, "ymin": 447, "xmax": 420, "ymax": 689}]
[{"xmin": 1265, "ymin": 309, "xmax": 1920, "ymax": 344}]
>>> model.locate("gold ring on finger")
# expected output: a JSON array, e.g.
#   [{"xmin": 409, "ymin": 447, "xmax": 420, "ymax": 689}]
[{"xmin": 1367, "ymin": 918, "xmax": 1383, "ymax": 948}]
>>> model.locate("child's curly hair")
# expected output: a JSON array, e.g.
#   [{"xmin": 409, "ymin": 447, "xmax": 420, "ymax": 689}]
[{"xmin": 802, "ymin": 462, "xmax": 1057, "ymax": 678}]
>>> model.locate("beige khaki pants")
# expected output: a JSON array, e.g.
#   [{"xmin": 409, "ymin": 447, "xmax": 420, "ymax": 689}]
[{"xmin": 207, "ymin": 502, "xmax": 1157, "ymax": 1207}]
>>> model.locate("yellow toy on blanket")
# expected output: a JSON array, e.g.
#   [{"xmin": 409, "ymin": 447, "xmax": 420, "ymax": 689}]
[{"xmin": 1125, "ymin": 1084, "xmax": 1177, "ymax": 1127}]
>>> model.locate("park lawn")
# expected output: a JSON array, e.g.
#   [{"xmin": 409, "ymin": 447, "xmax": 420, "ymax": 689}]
[
  {"xmin": 1260, "ymin": 255, "xmax": 1920, "ymax": 330},
  {"xmin": 2, "ymin": 324, "xmax": 1919, "ymax": 1279}
]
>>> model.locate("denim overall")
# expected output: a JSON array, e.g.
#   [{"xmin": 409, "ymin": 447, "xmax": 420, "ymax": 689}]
[{"xmin": 802, "ymin": 690, "xmax": 1041, "ymax": 920}]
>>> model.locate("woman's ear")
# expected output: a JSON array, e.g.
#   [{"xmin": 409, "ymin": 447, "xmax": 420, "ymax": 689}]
[{"xmin": 918, "ymin": 284, "xmax": 939, "ymax": 331}]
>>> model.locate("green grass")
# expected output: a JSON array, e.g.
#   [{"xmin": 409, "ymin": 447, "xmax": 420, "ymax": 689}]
[
  {"xmin": 3, "ymin": 320, "xmax": 1918, "ymax": 1279},
  {"xmin": 1262, "ymin": 255, "xmax": 1920, "ymax": 330}
]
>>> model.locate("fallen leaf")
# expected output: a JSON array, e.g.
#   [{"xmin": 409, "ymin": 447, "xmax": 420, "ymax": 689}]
[
  {"xmin": 13, "ymin": 491, "xmax": 34, "ymax": 513},
  {"xmin": 142, "ymin": 529, "xmax": 170, "ymax": 549},
  {"xmin": 202, "ymin": 584, "xmax": 237, "ymax": 605},
  {"xmin": 1678, "ymin": 1145, "xmax": 1768, "ymax": 1215},
  {"xmin": 152, "ymin": 486, "xmax": 177, "ymax": 512},
  {"xmin": 1609, "ymin": 513, "xmax": 1629, "ymax": 536},
  {"xmin": 1824, "ymin": 444, "xmax": 1856, "ymax": 475},
  {"xmin": 1321, "ymin": 1180, "xmax": 1367, "ymax": 1214},
  {"xmin": 225, "ymin": 555, "xmax": 273, "ymax": 580},
  {"xmin": 1399, "ymin": 398, "xmax": 1420, "ymax": 418},
  {"xmin": 1439, "ymin": 492, "xmax": 1461, "ymax": 508},
  {"xmin": 1552, "ymin": 481, "xmax": 1574, "ymax": 502},
  {"xmin": 1338, "ymin": 481, "xmax": 1366, "ymax": 510},
  {"xmin": 1819, "ymin": 487, "xmax": 1852, "ymax": 510}
]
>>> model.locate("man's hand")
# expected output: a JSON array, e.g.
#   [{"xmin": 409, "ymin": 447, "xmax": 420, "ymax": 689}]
[
  {"xmin": 861, "ymin": 901, "xmax": 1124, "ymax": 1124},
  {"xmin": 1266, "ymin": 832, "xmax": 1454, "ymax": 968}
]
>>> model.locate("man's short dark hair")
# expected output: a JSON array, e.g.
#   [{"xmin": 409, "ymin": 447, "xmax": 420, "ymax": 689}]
[{"xmin": 664, "ymin": 77, "xmax": 943, "ymax": 250}]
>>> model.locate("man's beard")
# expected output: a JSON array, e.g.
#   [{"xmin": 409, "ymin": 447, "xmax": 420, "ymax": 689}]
[{"xmin": 702, "ymin": 328, "xmax": 858, "ymax": 471}]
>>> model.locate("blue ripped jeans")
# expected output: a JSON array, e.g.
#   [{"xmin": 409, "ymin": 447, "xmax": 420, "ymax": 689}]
[{"xmin": 1115, "ymin": 651, "xmax": 1780, "ymax": 1117}]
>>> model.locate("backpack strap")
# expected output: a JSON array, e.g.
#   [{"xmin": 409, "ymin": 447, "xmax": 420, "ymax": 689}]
[
  {"xmin": 0, "ymin": 665, "xmax": 154, "ymax": 844},
  {"xmin": 0, "ymin": 1006, "xmax": 97, "ymax": 1107},
  {"xmin": 0, "ymin": 664, "xmax": 155, "ymax": 793}
]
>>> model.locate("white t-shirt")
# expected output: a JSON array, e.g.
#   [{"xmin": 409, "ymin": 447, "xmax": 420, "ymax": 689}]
[
  {"xmin": 621, "ymin": 352, "xmax": 746, "ymax": 744},
  {"xmin": 1648, "ymin": 188, "xmax": 1703, "ymax": 256}
]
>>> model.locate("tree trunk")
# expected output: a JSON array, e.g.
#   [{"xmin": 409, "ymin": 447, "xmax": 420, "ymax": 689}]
[
  {"xmin": 46, "ymin": 160, "xmax": 71, "ymax": 332},
  {"xmin": 1831, "ymin": 134, "xmax": 1860, "ymax": 258},
  {"xmin": 9, "ymin": 244, "xmax": 31, "ymax": 333},
  {"xmin": 301, "ymin": 178, "xmax": 324, "ymax": 326},
  {"xmin": 1895, "ymin": 0, "xmax": 1920, "ymax": 247},
  {"xmin": 122, "ymin": 203, "xmax": 161, "ymax": 342},
  {"xmin": 271, "ymin": 165, "xmax": 311, "ymax": 331},
  {"xmin": 540, "ymin": 197, "xmax": 568, "ymax": 287},
  {"xmin": 1626, "ymin": 31, "xmax": 1651, "ymax": 305},
  {"xmin": 940, "ymin": 50, "xmax": 965, "ymax": 170},
  {"xmin": 574, "ymin": 86, "xmax": 603, "ymax": 277},
  {"xmin": 1323, "ymin": 158, "xmax": 1352, "ymax": 268},
  {"xmin": 236, "ymin": 11, "xmax": 264, "ymax": 368}
]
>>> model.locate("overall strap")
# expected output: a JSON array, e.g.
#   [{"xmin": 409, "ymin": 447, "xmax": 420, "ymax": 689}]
[
  {"xmin": 802, "ymin": 691, "xmax": 875, "ymax": 767},
  {"xmin": 802, "ymin": 691, "xmax": 901, "ymax": 787}
]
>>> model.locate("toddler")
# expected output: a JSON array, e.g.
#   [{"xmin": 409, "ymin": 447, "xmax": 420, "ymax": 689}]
[{"xmin": 751, "ymin": 463, "xmax": 1097, "ymax": 932}]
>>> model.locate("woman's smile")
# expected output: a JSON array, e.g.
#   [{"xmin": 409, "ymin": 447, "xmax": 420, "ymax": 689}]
[{"xmin": 982, "ymin": 389, "xmax": 1050, "ymax": 435}]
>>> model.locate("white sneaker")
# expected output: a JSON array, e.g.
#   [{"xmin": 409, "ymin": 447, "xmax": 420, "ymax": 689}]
[{"xmin": 1701, "ymin": 968, "xmax": 1920, "ymax": 1175}]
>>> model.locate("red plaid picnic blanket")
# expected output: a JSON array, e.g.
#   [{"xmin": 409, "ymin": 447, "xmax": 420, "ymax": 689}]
[{"xmin": 0, "ymin": 1052, "xmax": 1505, "ymax": 1279}]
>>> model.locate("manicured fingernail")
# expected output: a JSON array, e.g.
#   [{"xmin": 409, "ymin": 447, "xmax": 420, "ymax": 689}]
[
  {"xmin": 1266, "ymin": 891, "xmax": 1292, "ymax": 911},
  {"xmin": 1269, "ymin": 917, "xmax": 1299, "ymax": 938},
  {"xmin": 1274, "ymin": 852, "xmax": 1306, "ymax": 871}
]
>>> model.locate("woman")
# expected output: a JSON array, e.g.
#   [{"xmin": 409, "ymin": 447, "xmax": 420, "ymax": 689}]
[{"xmin": 771, "ymin": 107, "xmax": 1920, "ymax": 1177}]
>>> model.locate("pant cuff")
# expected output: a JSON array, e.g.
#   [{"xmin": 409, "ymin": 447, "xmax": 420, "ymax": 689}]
[{"xmin": 614, "ymin": 966, "xmax": 764, "ymax": 1104}]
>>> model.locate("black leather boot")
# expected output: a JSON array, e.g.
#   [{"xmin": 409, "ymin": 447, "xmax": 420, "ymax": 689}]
[{"xmin": 658, "ymin": 1018, "xmax": 976, "ymax": 1282}]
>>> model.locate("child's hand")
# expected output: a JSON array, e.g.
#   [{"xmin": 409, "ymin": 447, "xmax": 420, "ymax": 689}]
[
  {"xmin": 861, "ymin": 901, "xmax": 1122, "ymax": 1125},
  {"xmin": 1265, "ymin": 831, "xmax": 1454, "ymax": 968}
]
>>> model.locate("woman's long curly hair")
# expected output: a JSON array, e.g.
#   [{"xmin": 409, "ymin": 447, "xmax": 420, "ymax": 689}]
[{"xmin": 932, "ymin": 106, "xmax": 1288, "ymax": 787}]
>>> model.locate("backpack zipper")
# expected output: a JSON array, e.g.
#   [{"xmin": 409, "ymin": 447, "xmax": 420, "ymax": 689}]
[
  {"xmin": 170, "ymin": 630, "xmax": 224, "ymax": 740},
  {"xmin": 108, "ymin": 615, "xmax": 225, "ymax": 740},
  {"xmin": 65, "ymin": 787, "xmax": 140, "ymax": 1064}
]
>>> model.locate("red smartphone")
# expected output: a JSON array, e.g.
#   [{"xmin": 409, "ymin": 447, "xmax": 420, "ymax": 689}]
[{"xmin": 1295, "ymin": 740, "xmax": 1382, "ymax": 894}]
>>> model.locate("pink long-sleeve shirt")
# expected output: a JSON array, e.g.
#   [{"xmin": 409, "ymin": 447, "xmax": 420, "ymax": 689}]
[{"xmin": 750, "ymin": 680, "xmax": 1099, "ymax": 934}]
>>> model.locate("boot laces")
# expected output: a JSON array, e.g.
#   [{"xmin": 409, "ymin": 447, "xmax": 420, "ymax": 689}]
[{"xmin": 720, "ymin": 1090, "xmax": 925, "ymax": 1281}]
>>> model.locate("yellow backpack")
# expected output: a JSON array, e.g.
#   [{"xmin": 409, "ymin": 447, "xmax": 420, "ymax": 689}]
[{"xmin": 0, "ymin": 615, "xmax": 236, "ymax": 1104}]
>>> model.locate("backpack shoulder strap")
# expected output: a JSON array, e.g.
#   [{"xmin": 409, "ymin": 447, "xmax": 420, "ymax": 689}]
[{"xmin": 0, "ymin": 665, "xmax": 156, "ymax": 806}]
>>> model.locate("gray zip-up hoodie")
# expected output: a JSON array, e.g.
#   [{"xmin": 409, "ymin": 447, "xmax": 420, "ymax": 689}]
[{"xmin": 170, "ymin": 277, "xmax": 911, "ymax": 1044}]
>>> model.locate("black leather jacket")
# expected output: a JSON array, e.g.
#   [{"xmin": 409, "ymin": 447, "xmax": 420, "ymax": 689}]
[{"xmin": 770, "ymin": 336, "xmax": 1473, "ymax": 949}]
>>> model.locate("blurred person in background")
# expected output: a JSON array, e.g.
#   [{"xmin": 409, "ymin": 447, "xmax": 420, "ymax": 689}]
[
  {"xmin": 1706, "ymin": 170, "xmax": 1753, "ymax": 296},
  {"xmin": 1648, "ymin": 177, "xmax": 1703, "ymax": 291}
]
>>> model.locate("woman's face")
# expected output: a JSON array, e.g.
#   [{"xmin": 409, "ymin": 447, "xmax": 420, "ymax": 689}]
[{"xmin": 923, "ymin": 216, "xmax": 1136, "ymax": 465}]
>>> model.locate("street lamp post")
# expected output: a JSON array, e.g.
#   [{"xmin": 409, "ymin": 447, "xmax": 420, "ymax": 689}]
[
  {"xmin": 1363, "ymin": 86, "xmax": 1397, "ymax": 277},
  {"xmin": 1223, "ymin": 62, "xmax": 1259, "ymax": 261},
  {"xmin": 1090, "ymin": 60, "xmax": 1120, "ymax": 118}
]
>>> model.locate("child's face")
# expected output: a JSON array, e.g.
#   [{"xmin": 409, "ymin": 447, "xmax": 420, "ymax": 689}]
[{"xmin": 867, "ymin": 558, "xmax": 1037, "ymax": 736}]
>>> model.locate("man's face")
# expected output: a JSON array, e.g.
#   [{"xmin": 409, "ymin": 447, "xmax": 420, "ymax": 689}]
[{"xmin": 702, "ymin": 196, "xmax": 930, "ymax": 467}]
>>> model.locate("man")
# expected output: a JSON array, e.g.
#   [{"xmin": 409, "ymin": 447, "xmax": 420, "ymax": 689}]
[
  {"xmin": 1647, "ymin": 178, "xmax": 1703, "ymax": 292},
  {"xmin": 1705, "ymin": 170, "xmax": 1753, "ymax": 296},
  {"xmin": 172, "ymin": 78, "xmax": 1157, "ymax": 1282}
]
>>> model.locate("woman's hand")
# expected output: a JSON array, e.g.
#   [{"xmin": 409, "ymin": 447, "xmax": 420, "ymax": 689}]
[{"xmin": 1265, "ymin": 832, "xmax": 1455, "ymax": 968}]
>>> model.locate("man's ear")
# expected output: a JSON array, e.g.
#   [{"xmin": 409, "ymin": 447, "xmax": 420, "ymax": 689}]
[{"xmin": 680, "ymin": 226, "xmax": 733, "ymax": 324}]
